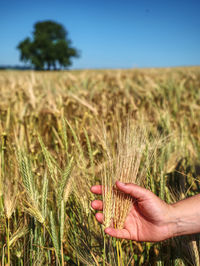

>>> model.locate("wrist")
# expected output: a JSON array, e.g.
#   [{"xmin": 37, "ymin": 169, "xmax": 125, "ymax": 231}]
[
  {"xmin": 166, "ymin": 204, "xmax": 179, "ymax": 238},
  {"xmin": 167, "ymin": 196, "xmax": 200, "ymax": 238}
]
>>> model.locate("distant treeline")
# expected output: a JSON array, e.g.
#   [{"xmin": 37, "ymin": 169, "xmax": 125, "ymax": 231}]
[{"xmin": 0, "ymin": 65, "xmax": 33, "ymax": 70}]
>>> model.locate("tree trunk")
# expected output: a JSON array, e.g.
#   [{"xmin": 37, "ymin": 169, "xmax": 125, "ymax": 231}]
[{"xmin": 53, "ymin": 62, "xmax": 57, "ymax": 71}]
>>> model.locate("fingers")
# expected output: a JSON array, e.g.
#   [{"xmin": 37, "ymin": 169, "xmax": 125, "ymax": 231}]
[
  {"xmin": 91, "ymin": 186, "xmax": 103, "ymax": 222},
  {"xmin": 91, "ymin": 200, "xmax": 103, "ymax": 210},
  {"xmin": 105, "ymin": 227, "xmax": 131, "ymax": 239},
  {"xmin": 116, "ymin": 181, "xmax": 152, "ymax": 200},
  {"xmin": 91, "ymin": 183, "xmax": 152, "ymax": 200},
  {"xmin": 91, "ymin": 185, "xmax": 102, "ymax": 195},
  {"xmin": 95, "ymin": 213, "xmax": 103, "ymax": 223},
  {"xmin": 95, "ymin": 214, "xmax": 132, "ymax": 239}
]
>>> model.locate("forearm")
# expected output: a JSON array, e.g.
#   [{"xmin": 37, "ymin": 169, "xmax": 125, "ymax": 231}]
[{"xmin": 169, "ymin": 194, "xmax": 200, "ymax": 237}]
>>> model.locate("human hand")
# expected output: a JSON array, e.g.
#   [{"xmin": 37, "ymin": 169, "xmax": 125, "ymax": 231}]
[{"xmin": 91, "ymin": 181, "xmax": 175, "ymax": 242}]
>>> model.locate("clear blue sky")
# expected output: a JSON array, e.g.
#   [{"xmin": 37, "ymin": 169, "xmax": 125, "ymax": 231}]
[{"xmin": 1, "ymin": 0, "xmax": 200, "ymax": 69}]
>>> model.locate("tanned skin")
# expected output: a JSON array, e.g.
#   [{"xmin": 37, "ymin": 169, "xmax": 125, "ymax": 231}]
[{"xmin": 91, "ymin": 181, "xmax": 200, "ymax": 242}]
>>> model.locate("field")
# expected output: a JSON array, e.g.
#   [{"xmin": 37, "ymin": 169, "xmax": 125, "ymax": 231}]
[{"xmin": 0, "ymin": 67, "xmax": 200, "ymax": 265}]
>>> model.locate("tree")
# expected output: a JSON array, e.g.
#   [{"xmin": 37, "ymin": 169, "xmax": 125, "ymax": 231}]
[{"xmin": 17, "ymin": 21, "xmax": 79, "ymax": 70}]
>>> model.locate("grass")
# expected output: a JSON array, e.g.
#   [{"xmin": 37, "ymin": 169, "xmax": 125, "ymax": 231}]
[{"xmin": 0, "ymin": 67, "xmax": 199, "ymax": 265}]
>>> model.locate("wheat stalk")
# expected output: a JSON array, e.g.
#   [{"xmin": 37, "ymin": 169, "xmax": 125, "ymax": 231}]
[
  {"xmin": 102, "ymin": 161, "xmax": 114, "ymax": 228},
  {"xmin": 41, "ymin": 171, "xmax": 48, "ymax": 219},
  {"xmin": 102, "ymin": 122, "xmax": 146, "ymax": 229},
  {"xmin": 57, "ymin": 157, "xmax": 73, "ymax": 208},
  {"xmin": 50, "ymin": 211, "xmax": 60, "ymax": 262}
]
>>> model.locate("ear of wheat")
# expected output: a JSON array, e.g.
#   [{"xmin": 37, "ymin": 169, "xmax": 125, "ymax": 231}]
[{"xmin": 102, "ymin": 122, "xmax": 146, "ymax": 229}]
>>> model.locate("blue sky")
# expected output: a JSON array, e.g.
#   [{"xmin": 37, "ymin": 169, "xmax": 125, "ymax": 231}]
[{"xmin": 0, "ymin": 0, "xmax": 200, "ymax": 69}]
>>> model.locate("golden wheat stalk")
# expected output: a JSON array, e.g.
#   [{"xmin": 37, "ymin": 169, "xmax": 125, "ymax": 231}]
[
  {"xmin": 102, "ymin": 161, "xmax": 114, "ymax": 228},
  {"xmin": 102, "ymin": 122, "xmax": 146, "ymax": 229},
  {"xmin": 3, "ymin": 179, "xmax": 17, "ymax": 219}
]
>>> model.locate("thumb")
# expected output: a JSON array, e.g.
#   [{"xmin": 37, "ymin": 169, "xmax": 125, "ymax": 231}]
[{"xmin": 116, "ymin": 181, "xmax": 152, "ymax": 200}]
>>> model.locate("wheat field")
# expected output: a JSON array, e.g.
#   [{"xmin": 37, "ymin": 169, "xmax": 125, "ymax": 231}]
[{"xmin": 0, "ymin": 67, "xmax": 200, "ymax": 265}]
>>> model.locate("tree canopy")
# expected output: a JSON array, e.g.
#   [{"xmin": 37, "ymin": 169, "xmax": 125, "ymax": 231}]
[{"xmin": 17, "ymin": 21, "xmax": 79, "ymax": 70}]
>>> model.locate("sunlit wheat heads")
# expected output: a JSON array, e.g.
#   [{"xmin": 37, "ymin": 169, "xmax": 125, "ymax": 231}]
[{"xmin": 102, "ymin": 123, "xmax": 147, "ymax": 229}]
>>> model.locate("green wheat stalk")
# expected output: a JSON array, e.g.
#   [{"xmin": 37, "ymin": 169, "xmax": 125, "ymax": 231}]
[
  {"xmin": 65, "ymin": 119, "xmax": 85, "ymax": 166},
  {"xmin": 41, "ymin": 171, "xmax": 48, "ymax": 219},
  {"xmin": 57, "ymin": 157, "xmax": 73, "ymax": 208},
  {"xmin": 60, "ymin": 200, "xmax": 65, "ymax": 243},
  {"xmin": 17, "ymin": 149, "xmax": 35, "ymax": 201},
  {"xmin": 38, "ymin": 134, "xmax": 58, "ymax": 184},
  {"xmin": 50, "ymin": 211, "xmax": 61, "ymax": 263}
]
